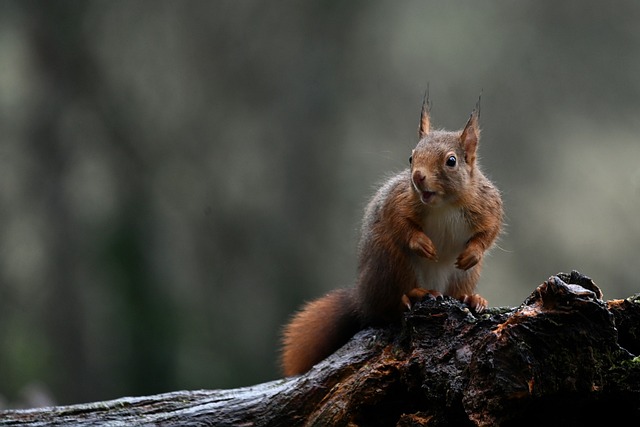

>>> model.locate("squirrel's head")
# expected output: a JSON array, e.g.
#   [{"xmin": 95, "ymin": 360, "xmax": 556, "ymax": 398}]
[{"xmin": 409, "ymin": 100, "xmax": 480, "ymax": 206}]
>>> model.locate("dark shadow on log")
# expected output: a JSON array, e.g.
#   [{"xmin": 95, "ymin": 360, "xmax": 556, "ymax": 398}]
[{"xmin": 1, "ymin": 271, "xmax": 640, "ymax": 426}]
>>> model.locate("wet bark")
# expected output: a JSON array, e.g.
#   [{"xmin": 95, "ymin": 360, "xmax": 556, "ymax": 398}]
[{"xmin": 2, "ymin": 271, "xmax": 639, "ymax": 427}]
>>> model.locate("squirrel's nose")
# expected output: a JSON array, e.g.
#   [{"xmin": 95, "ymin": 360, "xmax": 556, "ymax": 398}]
[{"xmin": 412, "ymin": 170, "xmax": 426, "ymax": 185}]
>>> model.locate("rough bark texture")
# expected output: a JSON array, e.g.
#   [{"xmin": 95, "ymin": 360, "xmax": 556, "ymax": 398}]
[{"xmin": 2, "ymin": 271, "xmax": 640, "ymax": 427}]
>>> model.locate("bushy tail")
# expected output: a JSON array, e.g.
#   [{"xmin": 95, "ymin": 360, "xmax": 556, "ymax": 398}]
[{"xmin": 281, "ymin": 288, "xmax": 360, "ymax": 376}]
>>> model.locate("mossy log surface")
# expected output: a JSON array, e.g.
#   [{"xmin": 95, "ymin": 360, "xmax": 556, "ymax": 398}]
[{"xmin": 2, "ymin": 271, "xmax": 640, "ymax": 427}]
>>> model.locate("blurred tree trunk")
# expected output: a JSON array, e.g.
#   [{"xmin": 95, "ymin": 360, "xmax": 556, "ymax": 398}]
[
  {"xmin": 24, "ymin": 2, "xmax": 179, "ymax": 401},
  {"xmin": 1, "ymin": 271, "xmax": 639, "ymax": 427}
]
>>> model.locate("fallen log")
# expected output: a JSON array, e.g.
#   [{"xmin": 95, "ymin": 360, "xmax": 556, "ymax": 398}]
[{"xmin": 1, "ymin": 271, "xmax": 639, "ymax": 426}]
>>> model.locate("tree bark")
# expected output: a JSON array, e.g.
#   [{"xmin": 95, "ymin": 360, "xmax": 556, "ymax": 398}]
[{"xmin": 2, "ymin": 271, "xmax": 639, "ymax": 427}]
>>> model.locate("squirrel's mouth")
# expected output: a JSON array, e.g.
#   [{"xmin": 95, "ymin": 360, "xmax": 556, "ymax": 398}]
[{"xmin": 420, "ymin": 191, "xmax": 436, "ymax": 204}]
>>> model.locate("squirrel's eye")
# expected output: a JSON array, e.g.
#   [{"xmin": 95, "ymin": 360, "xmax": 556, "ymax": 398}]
[
  {"xmin": 409, "ymin": 155, "xmax": 413, "ymax": 165},
  {"xmin": 446, "ymin": 155, "xmax": 457, "ymax": 167}
]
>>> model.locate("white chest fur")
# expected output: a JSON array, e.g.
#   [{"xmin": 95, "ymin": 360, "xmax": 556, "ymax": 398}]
[{"xmin": 413, "ymin": 205, "xmax": 472, "ymax": 293}]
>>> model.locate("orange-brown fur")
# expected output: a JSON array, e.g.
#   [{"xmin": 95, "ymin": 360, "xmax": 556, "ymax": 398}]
[
  {"xmin": 281, "ymin": 288, "xmax": 359, "ymax": 376},
  {"xmin": 281, "ymin": 99, "xmax": 503, "ymax": 376}
]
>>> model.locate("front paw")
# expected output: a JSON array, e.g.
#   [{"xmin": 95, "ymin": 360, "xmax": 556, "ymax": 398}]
[
  {"xmin": 456, "ymin": 243, "xmax": 482, "ymax": 270},
  {"xmin": 409, "ymin": 232, "xmax": 438, "ymax": 261}
]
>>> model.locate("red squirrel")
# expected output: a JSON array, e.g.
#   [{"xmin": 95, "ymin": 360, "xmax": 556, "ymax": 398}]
[{"xmin": 281, "ymin": 98, "xmax": 503, "ymax": 376}]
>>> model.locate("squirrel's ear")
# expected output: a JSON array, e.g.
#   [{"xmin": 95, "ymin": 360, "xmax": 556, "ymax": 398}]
[
  {"xmin": 460, "ymin": 108, "xmax": 480, "ymax": 166},
  {"xmin": 418, "ymin": 91, "xmax": 431, "ymax": 139}
]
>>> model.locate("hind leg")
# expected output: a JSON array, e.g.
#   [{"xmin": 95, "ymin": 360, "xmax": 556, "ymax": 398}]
[{"xmin": 447, "ymin": 263, "xmax": 488, "ymax": 312}]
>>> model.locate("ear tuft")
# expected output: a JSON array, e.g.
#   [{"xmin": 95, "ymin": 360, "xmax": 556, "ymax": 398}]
[
  {"xmin": 460, "ymin": 106, "xmax": 480, "ymax": 166},
  {"xmin": 418, "ymin": 88, "xmax": 431, "ymax": 139}
]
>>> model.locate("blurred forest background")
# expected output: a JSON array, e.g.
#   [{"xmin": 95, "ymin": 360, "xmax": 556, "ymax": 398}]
[{"xmin": 2, "ymin": 0, "xmax": 640, "ymax": 408}]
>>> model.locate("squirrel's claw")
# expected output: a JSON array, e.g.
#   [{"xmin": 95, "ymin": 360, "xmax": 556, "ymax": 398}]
[
  {"xmin": 461, "ymin": 294, "xmax": 488, "ymax": 313},
  {"xmin": 402, "ymin": 287, "xmax": 443, "ymax": 310}
]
